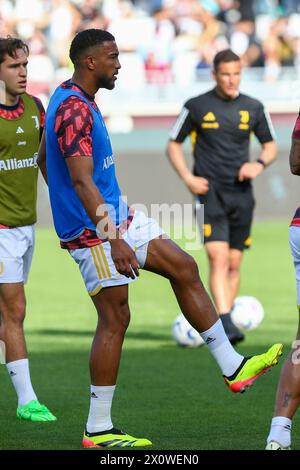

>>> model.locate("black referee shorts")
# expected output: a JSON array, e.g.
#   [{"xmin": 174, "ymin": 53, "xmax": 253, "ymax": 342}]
[{"xmin": 196, "ymin": 182, "xmax": 255, "ymax": 251}]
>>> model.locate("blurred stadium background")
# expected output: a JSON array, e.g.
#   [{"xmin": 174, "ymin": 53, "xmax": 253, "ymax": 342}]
[
  {"xmin": 2, "ymin": 0, "xmax": 300, "ymax": 451},
  {"xmin": 1, "ymin": 0, "xmax": 300, "ymax": 224}
]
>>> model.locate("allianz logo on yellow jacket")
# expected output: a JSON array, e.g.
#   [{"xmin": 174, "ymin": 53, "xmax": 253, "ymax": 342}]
[{"xmin": 0, "ymin": 153, "xmax": 38, "ymax": 171}]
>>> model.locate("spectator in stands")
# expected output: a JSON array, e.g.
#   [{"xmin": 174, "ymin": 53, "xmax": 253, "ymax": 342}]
[
  {"xmin": 142, "ymin": 6, "xmax": 175, "ymax": 85},
  {"xmin": 263, "ymin": 15, "xmax": 295, "ymax": 80},
  {"xmin": 1, "ymin": 0, "xmax": 300, "ymax": 98}
]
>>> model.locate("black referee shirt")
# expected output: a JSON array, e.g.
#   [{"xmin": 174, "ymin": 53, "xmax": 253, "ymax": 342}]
[{"xmin": 169, "ymin": 88, "xmax": 275, "ymax": 186}]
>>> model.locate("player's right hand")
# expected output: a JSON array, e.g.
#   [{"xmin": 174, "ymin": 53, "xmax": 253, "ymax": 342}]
[
  {"xmin": 185, "ymin": 175, "xmax": 209, "ymax": 195},
  {"xmin": 109, "ymin": 238, "xmax": 140, "ymax": 279}
]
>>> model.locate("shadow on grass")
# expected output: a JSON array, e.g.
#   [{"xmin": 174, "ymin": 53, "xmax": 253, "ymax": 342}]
[
  {"xmin": 0, "ymin": 344, "xmax": 289, "ymax": 451},
  {"xmin": 31, "ymin": 329, "xmax": 172, "ymax": 341}
]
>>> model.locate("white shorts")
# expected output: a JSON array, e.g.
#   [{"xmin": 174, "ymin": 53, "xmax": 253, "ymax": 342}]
[
  {"xmin": 0, "ymin": 225, "xmax": 35, "ymax": 284},
  {"xmin": 69, "ymin": 210, "xmax": 165, "ymax": 296},
  {"xmin": 290, "ymin": 225, "xmax": 300, "ymax": 306}
]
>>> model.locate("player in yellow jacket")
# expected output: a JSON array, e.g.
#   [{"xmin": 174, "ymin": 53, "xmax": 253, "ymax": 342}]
[{"xmin": 0, "ymin": 36, "xmax": 55, "ymax": 422}]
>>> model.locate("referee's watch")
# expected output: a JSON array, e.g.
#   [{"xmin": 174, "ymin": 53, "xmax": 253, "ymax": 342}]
[{"xmin": 256, "ymin": 158, "xmax": 266, "ymax": 168}]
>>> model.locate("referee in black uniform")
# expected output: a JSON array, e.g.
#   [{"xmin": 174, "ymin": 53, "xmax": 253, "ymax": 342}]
[{"xmin": 167, "ymin": 49, "xmax": 277, "ymax": 344}]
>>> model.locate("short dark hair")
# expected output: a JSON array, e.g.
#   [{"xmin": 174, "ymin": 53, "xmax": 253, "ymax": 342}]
[
  {"xmin": 69, "ymin": 29, "xmax": 115, "ymax": 64},
  {"xmin": 0, "ymin": 36, "xmax": 29, "ymax": 64},
  {"xmin": 213, "ymin": 49, "xmax": 240, "ymax": 71}
]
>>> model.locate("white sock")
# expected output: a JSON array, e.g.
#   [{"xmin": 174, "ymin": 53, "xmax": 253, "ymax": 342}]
[
  {"xmin": 267, "ymin": 416, "xmax": 292, "ymax": 447},
  {"xmin": 0, "ymin": 340, "xmax": 6, "ymax": 364},
  {"xmin": 200, "ymin": 319, "xmax": 244, "ymax": 376},
  {"xmin": 86, "ymin": 385, "xmax": 116, "ymax": 433},
  {"xmin": 6, "ymin": 358, "xmax": 37, "ymax": 406}
]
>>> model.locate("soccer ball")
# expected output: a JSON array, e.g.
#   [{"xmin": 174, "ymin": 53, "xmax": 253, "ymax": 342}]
[
  {"xmin": 172, "ymin": 313, "xmax": 205, "ymax": 347},
  {"xmin": 231, "ymin": 296, "xmax": 264, "ymax": 331}
]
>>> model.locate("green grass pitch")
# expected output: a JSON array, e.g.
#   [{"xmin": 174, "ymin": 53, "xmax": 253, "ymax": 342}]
[{"xmin": 0, "ymin": 222, "xmax": 299, "ymax": 450}]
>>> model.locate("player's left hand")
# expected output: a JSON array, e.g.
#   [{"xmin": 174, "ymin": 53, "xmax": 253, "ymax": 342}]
[{"xmin": 238, "ymin": 161, "xmax": 264, "ymax": 181}]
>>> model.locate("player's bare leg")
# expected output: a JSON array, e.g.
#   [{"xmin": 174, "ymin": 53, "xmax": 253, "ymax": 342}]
[
  {"xmin": 266, "ymin": 312, "xmax": 300, "ymax": 449},
  {"xmin": 0, "ymin": 283, "xmax": 27, "ymax": 361},
  {"xmin": 0, "ymin": 312, "xmax": 5, "ymax": 363},
  {"xmin": 0, "ymin": 283, "xmax": 56, "ymax": 421},
  {"xmin": 143, "ymin": 236, "xmax": 282, "ymax": 392},
  {"xmin": 228, "ymin": 248, "xmax": 243, "ymax": 307},
  {"xmin": 144, "ymin": 238, "xmax": 219, "ymax": 331},
  {"xmin": 204, "ymin": 241, "xmax": 244, "ymax": 344},
  {"xmin": 83, "ymin": 283, "xmax": 152, "ymax": 448},
  {"xmin": 90, "ymin": 284, "xmax": 130, "ymax": 385},
  {"xmin": 205, "ymin": 241, "xmax": 232, "ymax": 314}
]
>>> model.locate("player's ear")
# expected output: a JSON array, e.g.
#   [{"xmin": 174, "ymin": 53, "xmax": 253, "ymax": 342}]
[{"xmin": 86, "ymin": 56, "xmax": 95, "ymax": 70}]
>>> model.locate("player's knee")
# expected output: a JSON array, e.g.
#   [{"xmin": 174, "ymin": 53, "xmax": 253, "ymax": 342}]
[
  {"xmin": 175, "ymin": 253, "xmax": 199, "ymax": 284},
  {"xmin": 229, "ymin": 259, "xmax": 241, "ymax": 275},
  {"xmin": 118, "ymin": 304, "xmax": 131, "ymax": 332},
  {"xmin": 210, "ymin": 255, "xmax": 229, "ymax": 272},
  {"xmin": 229, "ymin": 264, "xmax": 240, "ymax": 276},
  {"xmin": 1, "ymin": 300, "xmax": 26, "ymax": 326},
  {"xmin": 100, "ymin": 303, "xmax": 130, "ymax": 336}
]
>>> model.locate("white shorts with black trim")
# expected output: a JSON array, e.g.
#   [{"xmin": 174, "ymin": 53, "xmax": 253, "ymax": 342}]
[
  {"xmin": 0, "ymin": 225, "xmax": 35, "ymax": 284},
  {"xmin": 69, "ymin": 210, "xmax": 165, "ymax": 296}
]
